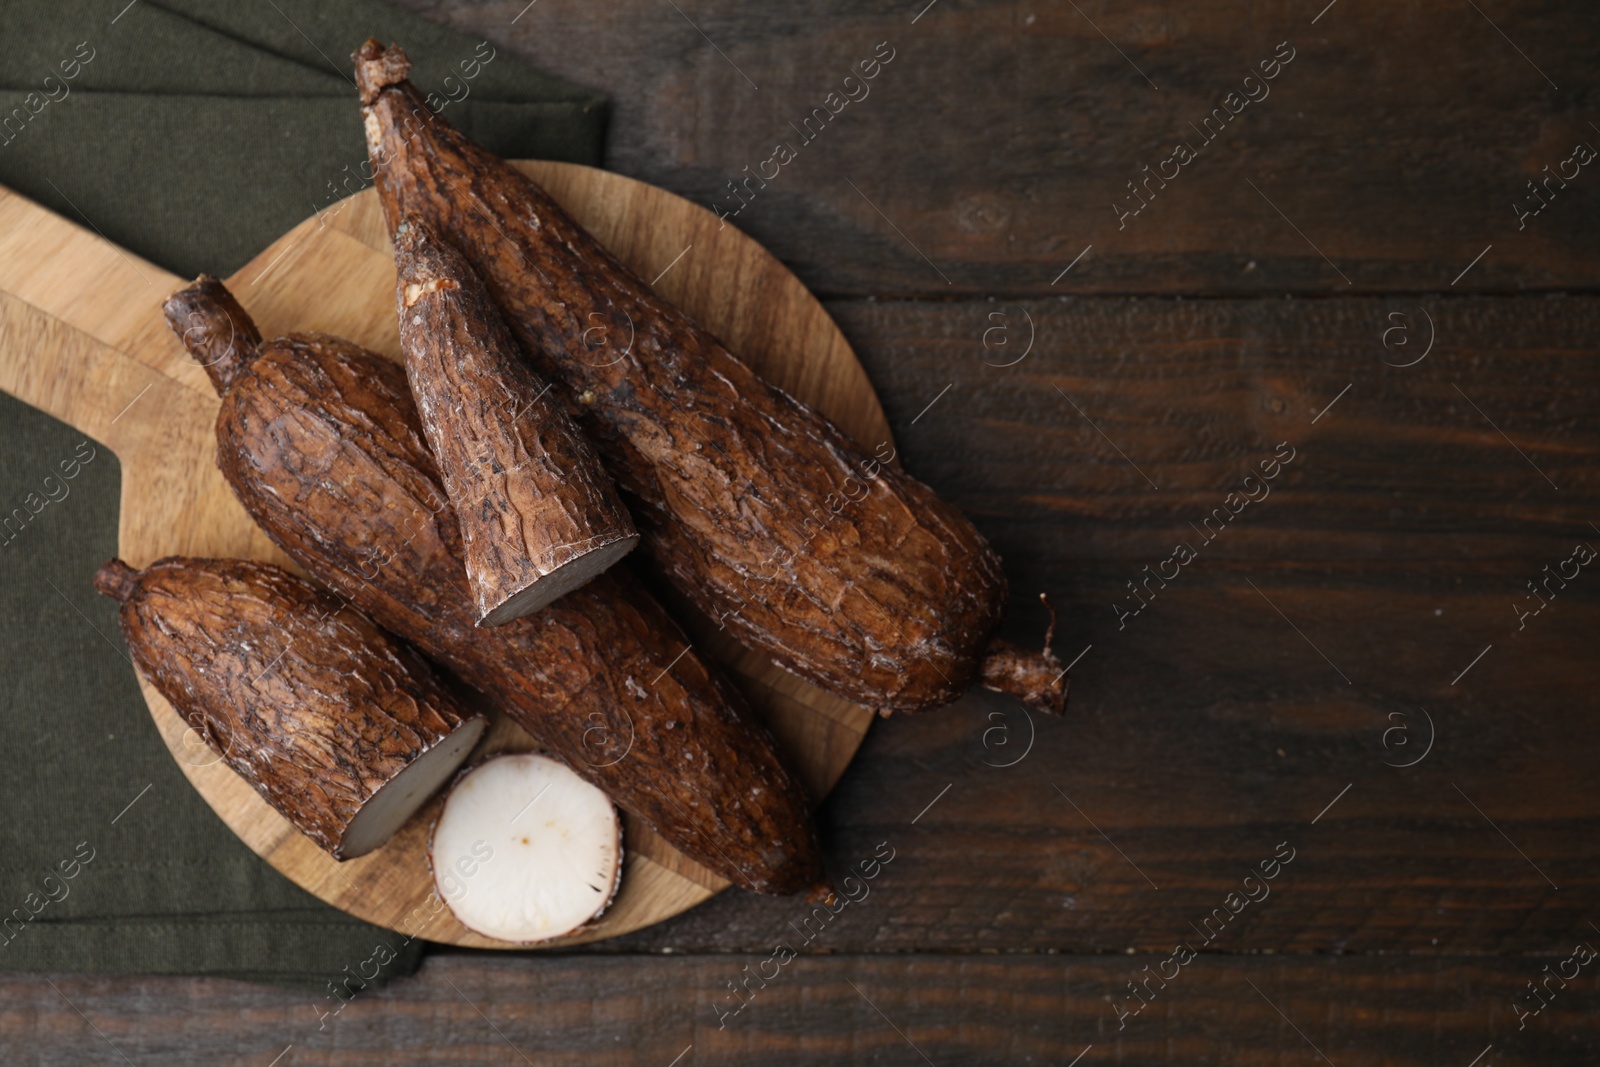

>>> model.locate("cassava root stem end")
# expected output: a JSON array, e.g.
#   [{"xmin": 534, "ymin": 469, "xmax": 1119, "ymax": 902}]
[
  {"xmin": 979, "ymin": 594, "xmax": 1068, "ymax": 716},
  {"xmin": 353, "ymin": 39, "xmax": 410, "ymax": 106},
  {"xmin": 162, "ymin": 275, "xmax": 263, "ymax": 394},
  {"xmin": 92, "ymin": 558, "xmax": 139, "ymax": 603}
]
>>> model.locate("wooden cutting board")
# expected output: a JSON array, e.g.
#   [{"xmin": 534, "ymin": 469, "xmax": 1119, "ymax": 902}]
[{"xmin": 0, "ymin": 163, "xmax": 888, "ymax": 948}]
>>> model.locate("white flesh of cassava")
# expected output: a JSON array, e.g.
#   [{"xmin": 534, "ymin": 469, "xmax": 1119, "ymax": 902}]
[{"xmin": 431, "ymin": 753, "xmax": 621, "ymax": 942}]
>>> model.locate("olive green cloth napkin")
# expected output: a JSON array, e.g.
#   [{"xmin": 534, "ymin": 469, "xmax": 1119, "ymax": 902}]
[
  {"xmin": 0, "ymin": 0, "xmax": 607, "ymax": 988},
  {"xmin": 0, "ymin": 0, "xmax": 606, "ymax": 278}
]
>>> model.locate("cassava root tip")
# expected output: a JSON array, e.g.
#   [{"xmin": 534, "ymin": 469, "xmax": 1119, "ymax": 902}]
[
  {"xmin": 162, "ymin": 275, "xmax": 263, "ymax": 394},
  {"xmin": 92, "ymin": 558, "xmax": 139, "ymax": 603},
  {"xmin": 805, "ymin": 882, "xmax": 838, "ymax": 905},
  {"xmin": 979, "ymin": 594, "xmax": 1068, "ymax": 716},
  {"xmin": 353, "ymin": 39, "xmax": 411, "ymax": 106}
]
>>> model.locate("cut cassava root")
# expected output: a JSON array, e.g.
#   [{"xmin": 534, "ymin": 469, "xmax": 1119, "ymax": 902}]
[
  {"xmin": 392, "ymin": 217, "xmax": 638, "ymax": 627},
  {"xmin": 431, "ymin": 753, "xmax": 621, "ymax": 943},
  {"xmin": 93, "ymin": 557, "xmax": 485, "ymax": 860},
  {"xmin": 355, "ymin": 39, "xmax": 1066, "ymax": 717},
  {"xmin": 163, "ymin": 277, "xmax": 825, "ymax": 896}
]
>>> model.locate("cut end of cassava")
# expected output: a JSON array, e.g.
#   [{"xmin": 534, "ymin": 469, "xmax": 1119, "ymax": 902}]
[
  {"xmin": 92, "ymin": 558, "xmax": 139, "ymax": 603},
  {"xmin": 979, "ymin": 595, "xmax": 1068, "ymax": 716},
  {"xmin": 475, "ymin": 533, "xmax": 640, "ymax": 627},
  {"xmin": 336, "ymin": 713, "xmax": 487, "ymax": 859},
  {"xmin": 162, "ymin": 275, "xmax": 263, "ymax": 394},
  {"xmin": 431, "ymin": 753, "xmax": 622, "ymax": 944},
  {"xmin": 389, "ymin": 212, "xmax": 642, "ymax": 630},
  {"xmin": 353, "ymin": 38, "xmax": 410, "ymax": 106}
]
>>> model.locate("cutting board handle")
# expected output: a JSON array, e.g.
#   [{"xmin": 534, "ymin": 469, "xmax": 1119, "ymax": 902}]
[{"xmin": 0, "ymin": 183, "xmax": 212, "ymax": 446}]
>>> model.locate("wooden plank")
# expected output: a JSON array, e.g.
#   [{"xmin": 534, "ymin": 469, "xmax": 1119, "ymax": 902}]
[
  {"xmin": 394, "ymin": 0, "xmax": 1600, "ymax": 296},
  {"xmin": 9, "ymin": 954, "xmax": 1599, "ymax": 1065},
  {"xmin": 823, "ymin": 293, "xmax": 1600, "ymax": 565}
]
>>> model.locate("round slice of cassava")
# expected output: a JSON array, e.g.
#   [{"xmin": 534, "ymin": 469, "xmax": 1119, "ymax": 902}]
[
  {"xmin": 392, "ymin": 217, "xmax": 638, "ymax": 627},
  {"xmin": 94, "ymin": 556, "xmax": 486, "ymax": 860},
  {"xmin": 431, "ymin": 754, "xmax": 621, "ymax": 943}
]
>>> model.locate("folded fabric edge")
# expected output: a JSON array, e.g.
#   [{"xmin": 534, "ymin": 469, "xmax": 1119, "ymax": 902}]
[
  {"xmin": 2, "ymin": 919, "xmax": 425, "ymax": 991},
  {"xmin": 146, "ymin": 0, "xmax": 607, "ymax": 107}
]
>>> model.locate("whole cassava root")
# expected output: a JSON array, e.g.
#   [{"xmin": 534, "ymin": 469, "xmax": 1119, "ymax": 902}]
[
  {"xmin": 353, "ymin": 39, "xmax": 1065, "ymax": 717},
  {"xmin": 392, "ymin": 217, "xmax": 638, "ymax": 627},
  {"xmin": 162, "ymin": 277, "xmax": 825, "ymax": 896},
  {"xmin": 93, "ymin": 556, "xmax": 485, "ymax": 860}
]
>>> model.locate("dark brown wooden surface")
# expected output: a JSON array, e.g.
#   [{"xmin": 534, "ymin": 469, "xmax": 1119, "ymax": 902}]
[
  {"xmin": 404, "ymin": 0, "xmax": 1599, "ymax": 298},
  {"xmin": 11, "ymin": 956, "xmax": 1600, "ymax": 1065},
  {"xmin": 8, "ymin": 1, "xmax": 1600, "ymax": 1064}
]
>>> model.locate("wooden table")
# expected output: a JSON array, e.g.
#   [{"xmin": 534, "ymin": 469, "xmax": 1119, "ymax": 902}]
[{"xmin": 12, "ymin": 1, "xmax": 1599, "ymax": 1063}]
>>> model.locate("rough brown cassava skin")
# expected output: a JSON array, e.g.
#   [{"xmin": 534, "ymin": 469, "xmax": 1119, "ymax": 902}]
[
  {"xmin": 161, "ymin": 281, "xmax": 825, "ymax": 896},
  {"xmin": 392, "ymin": 217, "xmax": 638, "ymax": 627},
  {"xmin": 92, "ymin": 556, "xmax": 484, "ymax": 860},
  {"xmin": 354, "ymin": 40, "xmax": 1064, "ymax": 717}
]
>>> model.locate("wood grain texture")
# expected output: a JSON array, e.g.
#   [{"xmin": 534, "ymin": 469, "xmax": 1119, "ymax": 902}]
[
  {"xmin": 0, "ymin": 162, "xmax": 886, "ymax": 948},
  {"xmin": 391, "ymin": 0, "xmax": 1600, "ymax": 296},
  {"xmin": 823, "ymin": 294, "xmax": 1600, "ymax": 567},
  {"xmin": 10, "ymin": 954, "xmax": 1600, "ymax": 1065}
]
